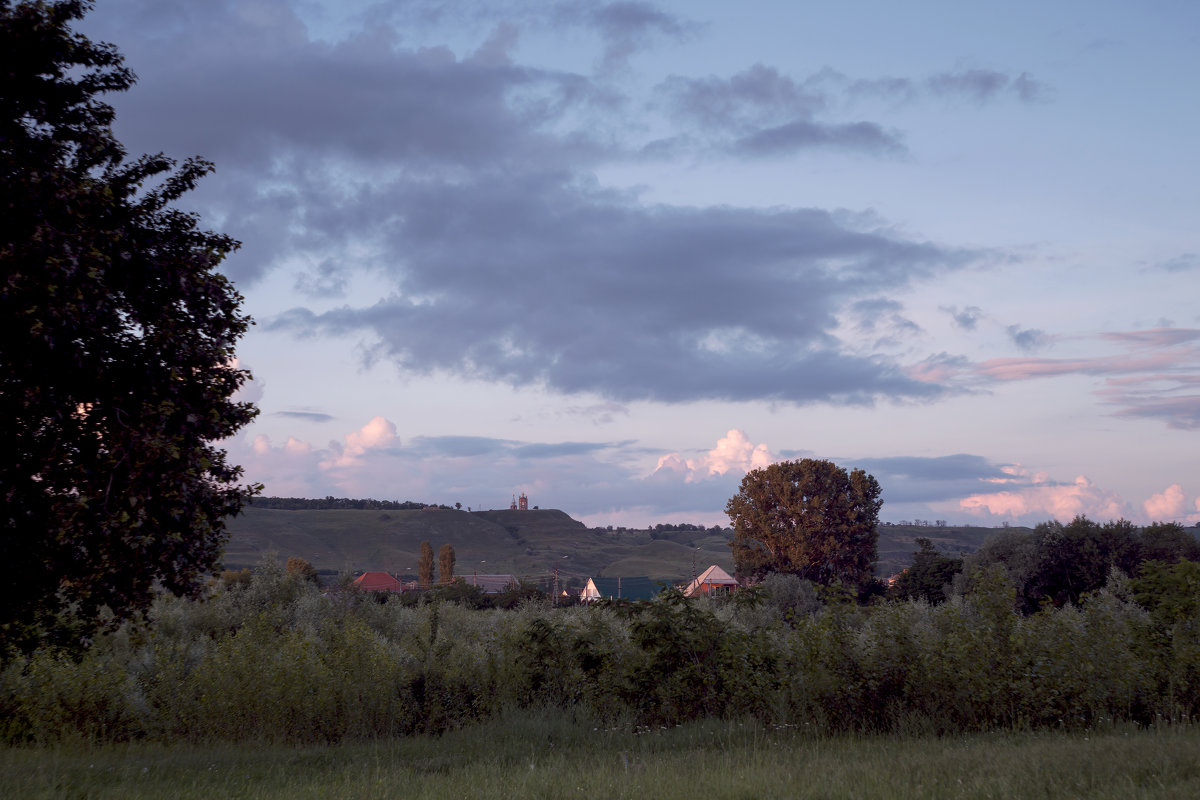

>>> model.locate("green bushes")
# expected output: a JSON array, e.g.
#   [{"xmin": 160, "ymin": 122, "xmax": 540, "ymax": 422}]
[{"xmin": 3, "ymin": 561, "xmax": 1199, "ymax": 744}]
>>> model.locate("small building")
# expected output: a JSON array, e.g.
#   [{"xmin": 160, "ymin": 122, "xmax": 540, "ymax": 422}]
[
  {"xmin": 581, "ymin": 576, "xmax": 661, "ymax": 602},
  {"xmin": 351, "ymin": 571, "xmax": 405, "ymax": 593},
  {"xmin": 682, "ymin": 565, "xmax": 740, "ymax": 597}
]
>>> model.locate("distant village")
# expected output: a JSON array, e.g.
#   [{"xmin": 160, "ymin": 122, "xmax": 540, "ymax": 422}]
[
  {"xmin": 258, "ymin": 491, "xmax": 743, "ymax": 604},
  {"xmin": 348, "ymin": 563, "xmax": 739, "ymax": 604}
]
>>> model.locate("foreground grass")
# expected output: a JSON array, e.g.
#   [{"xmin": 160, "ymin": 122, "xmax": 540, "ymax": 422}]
[{"xmin": 3, "ymin": 715, "xmax": 1198, "ymax": 800}]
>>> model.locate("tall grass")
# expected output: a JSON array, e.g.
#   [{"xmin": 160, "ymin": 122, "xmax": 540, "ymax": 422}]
[{"xmin": 2, "ymin": 714, "xmax": 1198, "ymax": 799}]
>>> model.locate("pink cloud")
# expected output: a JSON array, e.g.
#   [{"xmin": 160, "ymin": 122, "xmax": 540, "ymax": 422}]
[
  {"xmin": 1143, "ymin": 484, "xmax": 1187, "ymax": 521},
  {"xmin": 960, "ymin": 329, "xmax": 1200, "ymax": 430},
  {"xmin": 975, "ymin": 350, "xmax": 1183, "ymax": 381},
  {"xmin": 252, "ymin": 434, "xmax": 312, "ymax": 456},
  {"xmin": 960, "ymin": 474, "xmax": 1131, "ymax": 521},
  {"xmin": 1101, "ymin": 328, "xmax": 1200, "ymax": 348},
  {"xmin": 321, "ymin": 416, "xmax": 398, "ymax": 470}
]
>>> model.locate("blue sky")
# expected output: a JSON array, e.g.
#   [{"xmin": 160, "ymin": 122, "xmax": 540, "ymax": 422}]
[{"xmin": 80, "ymin": 0, "xmax": 1199, "ymax": 527}]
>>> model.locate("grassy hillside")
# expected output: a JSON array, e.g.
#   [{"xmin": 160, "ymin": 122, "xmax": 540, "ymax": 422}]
[
  {"xmin": 223, "ymin": 505, "xmax": 1024, "ymax": 586},
  {"xmin": 222, "ymin": 507, "xmax": 737, "ymax": 587}
]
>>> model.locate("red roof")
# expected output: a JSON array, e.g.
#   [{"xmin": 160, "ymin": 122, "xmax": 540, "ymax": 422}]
[{"xmin": 352, "ymin": 571, "xmax": 404, "ymax": 592}]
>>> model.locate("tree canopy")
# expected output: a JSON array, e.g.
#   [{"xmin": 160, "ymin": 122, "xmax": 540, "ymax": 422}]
[
  {"xmin": 726, "ymin": 459, "xmax": 882, "ymax": 587},
  {"xmin": 1, "ymin": 0, "xmax": 256, "ymax": 651},
  {"xmin": 418, "ymin": 542, "xmax": 434, "ymax": 588},
  {"xmin": 438, "ymin": 543, "xmax": 456, "ymax": 584},
  {"xmin": 889, "ymin": 537, "xmax": 962, "ymax": 604}
]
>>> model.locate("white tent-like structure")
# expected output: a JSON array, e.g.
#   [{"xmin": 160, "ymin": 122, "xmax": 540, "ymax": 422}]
[{"xmin": 682, "ymin": 565, "xmax": 739, "ymax": 597}]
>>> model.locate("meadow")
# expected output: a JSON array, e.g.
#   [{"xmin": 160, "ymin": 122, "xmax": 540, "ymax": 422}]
[{"xmin": 3, "ymin": 715, "xmax": 1198, "ymax": 799}]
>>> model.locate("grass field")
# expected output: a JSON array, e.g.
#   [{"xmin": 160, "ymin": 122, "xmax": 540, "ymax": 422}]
[{"xmin": 4, "ymin": 714, "xmax": 1197, "ymax": 799}]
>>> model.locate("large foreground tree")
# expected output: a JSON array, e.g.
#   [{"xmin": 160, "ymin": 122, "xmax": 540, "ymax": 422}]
[
  {"xmin": 726, "ymin": 459, "xmax": 882, "ymax": 587},
  {"xmin": 1, "ymin": 1, "xmax": 257, "ymax": 651}
]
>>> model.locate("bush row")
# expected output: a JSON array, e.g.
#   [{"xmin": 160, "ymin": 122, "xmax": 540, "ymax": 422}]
[{"xmin": 2, "ymin": 561, "xmax": 1198, "ymax": 744}]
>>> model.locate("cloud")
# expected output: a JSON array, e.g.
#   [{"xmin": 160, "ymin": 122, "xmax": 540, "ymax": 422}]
[
  {"xmin": 854, "ymin": 454, "xmax": 1011, "ymax": 503},
  {"xmin": 1150, "ymin": 253, "xmax": 1199, "ymax": 273},
  {"xmin": 732, "ymin": 120, "xmax": 902, "ymax": 157},
  {"xmin": 269, "ymin": 177, "xmax": 968, "ymax": 404},
  {"xmin": 233, "ymin": 417, "xmax": 1163, "ymax": 528},
  {"xmin": 91, "ymin": 1, "xmax": 1035, "ymax": 409},
  {"xmin": 229, "ymin": 421, "xmax": 717, "ymax": 520},
  {"xmin": 960, "ymin": 473, "xmax": 1131, "ymax": 523},
  {"xmin": 229, "ymin": 358, "xmax": 264, "ymax": 405},
  {"xmin": 942, "ymin": 305, "xmax": 984, "ymax": 331},
  {"xmin": 1006, "ymin": 324, "xmax": 1049, "ymax": 351},
  {"xmin": 658, "ymin": 65, "xmax": 905, "ymax": 156},
  {"xmin": 1143, "ymin": 483, "xmax": 1187, "ymax": 521},
  {"xmin": 658, "ymin": 64, "xmax": 825, "ymax": 128},
  {"xmin": 926, "ymin": 69, "xmax": 1047, "ymax": 103},
  {"xmin": 321, "ymin": 416, "xmax": 398, "ymax": 469},
  {"xmin": 926, "ymin": 328, "xmax": 1200, "ymax": 430},
  {"xmin": 565, "ymin": 0, "xmax": 700, "ymax": 71},
  {"xmin": 273, "ymin": 409, "xmax": 336, "ymax": 423},
  {"xmin": 560, "ymin": 401, "xmax": 630, "ymax": 425},
  {"xmin": 652, "ymin": 429, "xmax": 774, "ymax": 483}
]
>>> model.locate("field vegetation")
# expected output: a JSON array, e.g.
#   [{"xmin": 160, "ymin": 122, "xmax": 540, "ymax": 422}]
[
  {"xmin": 3, "ymin": 552, "xmax": 1198, "ymax": 746},
  {"xmin": 3, "ymin": 715, "xmax": 1199, "ymax": 799}
]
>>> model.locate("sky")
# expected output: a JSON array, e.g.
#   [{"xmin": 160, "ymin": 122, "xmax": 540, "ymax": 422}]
[{"xmin": 78, "ymin": 0, "xmax": 1199, "ymax": 528}]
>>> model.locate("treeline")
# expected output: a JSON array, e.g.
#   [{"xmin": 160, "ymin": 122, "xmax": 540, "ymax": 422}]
[
  {"xmin": 3, "ymin": 545, "xmax": 1199, "ymax": 745},
  {"xmin": 891, "ymin": 517, "xmax": 1200, "ymax": 613},
  {"xmin": 251, "ymin": 496, "xmax": 450, "ymax": 511}
]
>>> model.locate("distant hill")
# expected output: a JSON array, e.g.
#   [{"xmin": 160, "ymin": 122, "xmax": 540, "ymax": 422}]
[{"xmin": 222, "ymin": 504, "xmax": 1026, "ymax": 587}]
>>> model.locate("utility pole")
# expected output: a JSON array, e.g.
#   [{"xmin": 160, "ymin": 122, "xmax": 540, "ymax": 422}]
[{"xmin": 553, "ymin": 567, "xmax": 559, "ymax": 606}]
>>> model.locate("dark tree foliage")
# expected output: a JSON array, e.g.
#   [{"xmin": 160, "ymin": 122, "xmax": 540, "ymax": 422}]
[
  {"xmin": 437, "ymin": 543, "xmax": 455, "ymax": 584},
  {"xmin": 1139, "ymin": 522, "xmax": 1200, "ymax": 564},
  {"xmin": 889, "ymin": 537, "xmax": 962, "ymax": 604},
  {"xmin": 0, "ymin": 1, "xmax": 256, "ymax": 650},
  {"xmin": 726, "ymin": 459, "xmax": 882, "ymax": 588},
  {"xmin": 1023, "ymin": 516, "xmax": 1140, "ymax": 612},
  {"xmin": 967, "ymin": 516, "xmax": 1151, "ymax": 614},
  {"xmin": 1130, "ymin": 559, "xmax": 1200, "ymax": 626}
]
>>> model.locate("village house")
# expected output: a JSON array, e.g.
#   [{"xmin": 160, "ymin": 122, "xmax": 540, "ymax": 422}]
[{"xmin": 682, "ymin": 564, "xmax": 740, "ymax": 597}]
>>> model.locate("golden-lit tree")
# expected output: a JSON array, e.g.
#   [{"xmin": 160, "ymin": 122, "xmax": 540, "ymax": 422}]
[
  {"xmin": 726, "ymin": 459, "xmax": 881, "ymax": 587},
  {"xmin": 438, "ymin": 543, "xmax": 456, "ymax": 584},
  {"xmin": 418, "ymin": 541, "xmax": 434, "ymax": 588}
]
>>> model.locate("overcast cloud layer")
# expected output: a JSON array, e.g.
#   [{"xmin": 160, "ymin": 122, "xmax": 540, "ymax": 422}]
[{"xmin": 81, "ymin": 0, "xmax": 1200, "ymax": 529}]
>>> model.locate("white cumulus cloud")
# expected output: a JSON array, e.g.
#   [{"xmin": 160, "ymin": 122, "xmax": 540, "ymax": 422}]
[{"xmin": 653, "ymin": 429, "xmax": 774, "ymax": 483}]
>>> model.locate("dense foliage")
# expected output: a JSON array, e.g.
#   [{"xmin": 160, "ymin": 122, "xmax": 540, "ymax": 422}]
[
  {"xmin": 965, "ymin": 517, "xmax": 1196, "ymax": 614},
  {"xmin": 0, "ymin": 0, "xmax": 255, "ymax": 652},
  {"xmin": 3, "ymin": 553, "xmax": 1199, "ymax": 745},
  {"xmin": 889, "ymin": 538, "xmax": 963, "ymax": 604},
  {"xmin": 727, "ymin": 459, "xmax": 882, "ymax": 587}
]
